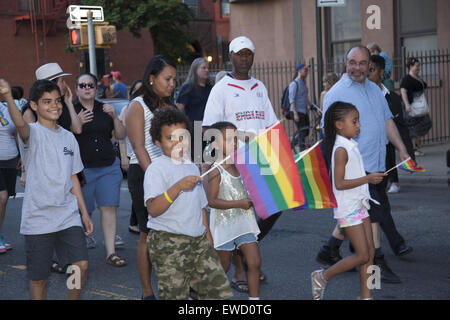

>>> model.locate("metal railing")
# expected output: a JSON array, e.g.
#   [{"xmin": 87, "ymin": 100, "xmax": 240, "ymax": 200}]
[{"xmin": 176, "ymin": 48, "xmax": 449, "ymax": 145}]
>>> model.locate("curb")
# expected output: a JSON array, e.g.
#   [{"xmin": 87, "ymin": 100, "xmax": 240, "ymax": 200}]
[{"xmin": 398, "ymin": 175, "xmax": 448, "ymax": 185}]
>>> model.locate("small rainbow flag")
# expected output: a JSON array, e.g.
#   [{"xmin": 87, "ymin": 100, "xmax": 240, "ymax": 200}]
[
  {"xmin": 0, "ymin": 109, "xmax": 9, "ymax": 126},
  {"xmin": 234, "ymin": 121, "xmax": 305, "ymax": 219},
  {"xmin": 398, "ymin": 158, "xmax": 425, "ymax": 173},
  {"xmin": 294, "ymin": 142, "xmax": 337, "ymax": 209}
]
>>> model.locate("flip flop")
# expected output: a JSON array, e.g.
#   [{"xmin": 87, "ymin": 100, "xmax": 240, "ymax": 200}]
[{"xmin": 231, "ymin": 280, "xmax": 248, "ymax": 293}]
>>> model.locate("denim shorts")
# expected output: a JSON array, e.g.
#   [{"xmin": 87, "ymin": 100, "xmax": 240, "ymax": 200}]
[
  {"xmin": 216, "ymin": 233, "xmax": 258, "ymax": 251},
  {"xmin": 81, "ymin": 157, "xmax": 122, "ymax": 213}
]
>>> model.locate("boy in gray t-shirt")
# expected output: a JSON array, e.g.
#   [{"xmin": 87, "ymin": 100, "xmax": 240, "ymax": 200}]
[
  {"xmin": 0, "ymin": 79, "xmax": 93, "ymax": 300},
  {"xmin": 144, "ymin": 107, "xmax": 232, "ymax": 300}
]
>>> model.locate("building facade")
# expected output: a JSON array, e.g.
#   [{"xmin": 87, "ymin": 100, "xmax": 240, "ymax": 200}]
[{"xmin": 0, "ymin": 0, "xmax": 230, "ymax": 92}]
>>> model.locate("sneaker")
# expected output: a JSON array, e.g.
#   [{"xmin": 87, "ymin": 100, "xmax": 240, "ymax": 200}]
[
  {"xmin": 374, "ymin": 256, "xmax": 401, "ymax": 284},
  {"xmin": 0, "ymin": 235, "xmax": 12, "ymax": 253},
  {"xmin": 387, "ymin": 184, "xmax": 400, "ymax": 194},
  {"xmin": 115, "ymin": 235, "xmax": 125, "ymax": 248},
  {"xmin": 86, "ymin": 235, "xmax": 96, "ymax": 249},
  {"xmin": 316, "ymin": 245, "xmax": 342, "ymax": 266}
]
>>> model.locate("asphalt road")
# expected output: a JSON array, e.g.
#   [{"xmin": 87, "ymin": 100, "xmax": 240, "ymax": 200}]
[{"xmin": 1, "ymin": 179, "xmax": 449, "ymax": 300}]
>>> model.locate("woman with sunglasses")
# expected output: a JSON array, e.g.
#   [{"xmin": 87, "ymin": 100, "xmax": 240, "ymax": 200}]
[
  {"xmin": 400, "ymin": 57, "xmax": 432, "ymax": 157},
  {"xmin": 73, "ymin": 73, "xmax": 128, "ymax": 267}
]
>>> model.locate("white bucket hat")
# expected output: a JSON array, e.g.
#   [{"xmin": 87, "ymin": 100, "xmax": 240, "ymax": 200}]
[
  {"xmin": 229, "ymin": 36, "xmax": 255, "ymax": 54},
  {"xmin": 35, "ymin": 62, "xmax": 72, "ymax": 81}
]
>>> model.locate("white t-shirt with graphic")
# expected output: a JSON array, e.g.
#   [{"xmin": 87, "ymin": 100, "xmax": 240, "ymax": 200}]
[{"xmin": 202, "ymin": 74, "xmax": 278, "ymax": 135}]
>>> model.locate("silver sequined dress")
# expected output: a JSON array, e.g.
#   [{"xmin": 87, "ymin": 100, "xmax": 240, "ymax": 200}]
[{"xmin": 210, "ymin": 164, "xmax": 260, "ymax": 249}]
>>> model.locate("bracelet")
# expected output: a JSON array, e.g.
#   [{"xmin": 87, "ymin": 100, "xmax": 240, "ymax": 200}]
[{"xmin": 164, "ymin": 191, "xmax": 173, "ymax": 204}]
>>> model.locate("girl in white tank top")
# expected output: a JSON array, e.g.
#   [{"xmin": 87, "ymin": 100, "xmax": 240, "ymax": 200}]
[{"xmin": 311, "ymin": 101, "xmax": 385, "ymax": 300}]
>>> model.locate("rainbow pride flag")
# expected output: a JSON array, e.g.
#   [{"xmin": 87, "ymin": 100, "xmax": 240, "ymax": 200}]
[
  {"xmin": 398, "ymin": 158, "xmax": 425, "ymax": 173},
  {"xmin": 294, "ymin": 142, "xmax": 337, "ymax": 209},
  {"xmin": 234, "ymin": 121, "xmax": 305, "ymax": 219}
]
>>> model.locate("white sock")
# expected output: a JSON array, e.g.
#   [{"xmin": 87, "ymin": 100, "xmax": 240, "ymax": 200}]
[{"xmin": 249, "ymin": 297, "xmax": 260, "ymax": 300}]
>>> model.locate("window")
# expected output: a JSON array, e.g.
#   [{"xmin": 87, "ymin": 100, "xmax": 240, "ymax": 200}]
[
  {"xmin": 221, "ymin": 0, "xmax": 230, "ymax": 17},
  {"xmin": 327, "ymin": 0, "xmax": 361, "ymax": 63},
  {"xmin": 183, "ymin": 0, "xmax": 198, "ymax": 18},
  {"xmin": 398, "ymin": 0, "xmax": 437, "ymax": 53}
]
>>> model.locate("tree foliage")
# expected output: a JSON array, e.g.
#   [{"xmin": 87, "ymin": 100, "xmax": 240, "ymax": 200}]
[{"xmin": 82, "ymin": 0, "xmax": 194, "ymax": 63}]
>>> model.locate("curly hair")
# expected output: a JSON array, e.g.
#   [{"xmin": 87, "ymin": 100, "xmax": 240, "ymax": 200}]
[{"xmin": 150, "ymin": 106, "xmax": 192, "ymax": 144}]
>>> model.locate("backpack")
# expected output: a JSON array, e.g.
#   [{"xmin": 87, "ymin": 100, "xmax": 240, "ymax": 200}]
[{"xmin": 280, "ymin": 81, "xmax": 298, "ymax": 120}]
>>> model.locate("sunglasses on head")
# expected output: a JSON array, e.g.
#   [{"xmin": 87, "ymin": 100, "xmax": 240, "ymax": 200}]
[{"xmin": 78, "ymin": 83, "xmax": 96, "ymax": 89}]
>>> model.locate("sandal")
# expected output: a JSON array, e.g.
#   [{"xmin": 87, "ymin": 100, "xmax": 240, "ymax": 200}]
[
  {"xmin": 311, "ymin": 269, "xmax": 327, "ymax": 300},
  {"xmin": 106, "ymin": 253, "xmax": 127, "ymax": 267},
  {"xmin": 231, "ymin": 280, "xmax": 249, "ymax": 293}
]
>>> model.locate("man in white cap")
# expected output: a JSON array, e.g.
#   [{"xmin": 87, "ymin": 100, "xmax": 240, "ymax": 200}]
[{"xmin": 203, "ymin": 36, "xmax": 280, "ymax": 293}]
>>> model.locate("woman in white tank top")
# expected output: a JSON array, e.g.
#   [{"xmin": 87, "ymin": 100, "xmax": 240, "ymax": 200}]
[{"xmin": 125, "ymin": 55, "xmax": 177, "ymax": 300}]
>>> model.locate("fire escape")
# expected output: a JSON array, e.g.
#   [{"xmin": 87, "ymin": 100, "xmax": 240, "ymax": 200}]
[{"xmin": 13, "ymin": 0, "xmax": 79, "ymax": 63}]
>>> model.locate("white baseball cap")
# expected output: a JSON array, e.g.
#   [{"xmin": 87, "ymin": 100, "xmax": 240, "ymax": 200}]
[
  {"xmin": 35, "ymin": 62, "xmax": 72, "ymax": 81},
  {"xmin": 229, "ymin": 36, "xmax": 255, "ymax": 54}
]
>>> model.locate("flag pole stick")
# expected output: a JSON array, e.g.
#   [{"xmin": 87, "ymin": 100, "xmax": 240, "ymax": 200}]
[
  {"xmin": 295, "ymin": 140, "xmax": 323, "ymax": 163},
  {"xmin": 384, "ymin": 157, "xmax": 411, "ymax": 175}
]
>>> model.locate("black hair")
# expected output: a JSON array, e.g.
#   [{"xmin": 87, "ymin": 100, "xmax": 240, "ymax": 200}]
[
  {"xmin": 369, "ymin": 54, "xmax": 386, "ymax": 71},
  {"xmin": 133, "ymin": 55, "xmax": 176, "ymax": 112},
  {"xmin": 75, "ymin": 73, "xmax": 98, "ymax": 88},
  {"xmin": 150, "ymin": 106, "xmax": 192, "ymax": 144},
  {"xmin": 128, "ymin": 79, "xmax": 142, "ymax": 101},
  {"xmin": 406, "ymin": 57, "xmax": 420, "ymax": 69},
  {"xmin": 323, "ymin": 101, "xmax": 358, "ymax": 164},
  {"xmin": 11, "ymin": 86, "xmax": 24, "ymax": 100},
  {"xmin": 209, "ymin": 121, "xmax": 237, "ymax": 133},
  {"xmin": 28, "ymin": 80, "xmax": 61, "ymax": 103}
]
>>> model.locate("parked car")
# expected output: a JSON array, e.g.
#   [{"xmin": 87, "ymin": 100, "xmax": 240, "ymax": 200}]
[
  {"xmin": 99, "ymin": 98, "xmax": 130, "ymax": 178},
  {"xmin": 99, "ymin": 98, "xmax": 129, "ymax": 116}
]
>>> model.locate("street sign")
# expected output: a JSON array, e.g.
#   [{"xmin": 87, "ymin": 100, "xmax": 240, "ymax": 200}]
[
  {"xmin": 68, "ymin": 5, "xmax": 104, "ymax": 22},
  {"xmin": 317, "ymin": 0, "xmax": 346, "ymax": 7}
]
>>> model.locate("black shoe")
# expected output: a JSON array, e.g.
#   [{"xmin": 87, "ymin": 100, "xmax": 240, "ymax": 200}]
[
  {"xmin": 316, "ymin": 245, "xmax": 342, "ymax": 266},
  {"xmin": 374, "ymin": 257, "xmax": 401, "ymax": 284},
  {"xmin": 394, "ymin": 243, "xmax": 413, "ymax": 257}
]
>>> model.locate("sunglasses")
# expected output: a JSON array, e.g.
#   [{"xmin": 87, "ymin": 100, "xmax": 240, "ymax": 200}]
[{"xmin": 78, "ymin": 83, "xmax": 96, "ymax": 89}]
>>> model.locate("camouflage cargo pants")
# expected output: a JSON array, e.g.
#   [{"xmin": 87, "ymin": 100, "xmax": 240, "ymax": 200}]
[{"xmin": 148, "ymin": 229, "xmax": 233, "ymax": 300}]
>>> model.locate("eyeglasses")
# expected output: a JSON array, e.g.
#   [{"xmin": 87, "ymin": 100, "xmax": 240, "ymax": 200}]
[
  {"xmin": 78, "ymin": 83, "xmax": 96, "ymax": 89},
  {"xmin": 347, "ymin": 60, "xmax": 368, "ymax": 68}
]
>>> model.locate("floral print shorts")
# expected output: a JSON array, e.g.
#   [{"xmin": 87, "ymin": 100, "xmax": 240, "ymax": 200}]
[{"xmin": 337, "ymin": 204, "xmax": 370, "ymax": 228}]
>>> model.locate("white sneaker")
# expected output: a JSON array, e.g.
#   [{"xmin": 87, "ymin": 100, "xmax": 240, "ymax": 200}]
[
  {"xmin": 115, "ymin": 235, "xmax": 125, "ymax": 247},
  {"xmin": 387, "ymin": 184, "xmax": 400, "ymax": 194},
  {"xmin": 86, "ymin": 235, "xmax": 96, "ymax": 249}
]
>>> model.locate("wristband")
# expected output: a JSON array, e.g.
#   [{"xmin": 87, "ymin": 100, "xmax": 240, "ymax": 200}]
[{"xmin": 164, "ymin": 191, "xmax": 173, "ymax": 204}]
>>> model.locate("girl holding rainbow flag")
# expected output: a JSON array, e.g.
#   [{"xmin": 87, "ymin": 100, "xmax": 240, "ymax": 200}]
[
  {"xmin": 206, "ymin": 121, "xmax": 261, "ymax": 300},
  {"xmin": 311, "ymin": 101, "xmax": 386, "ymax": 300}
]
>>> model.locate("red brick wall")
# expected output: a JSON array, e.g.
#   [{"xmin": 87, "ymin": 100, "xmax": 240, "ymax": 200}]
[{"xmin": 0, "ymin": 15, "xmax": 154, "ymax": 97}]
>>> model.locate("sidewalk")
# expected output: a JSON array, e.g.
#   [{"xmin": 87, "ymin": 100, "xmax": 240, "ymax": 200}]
[{"xmin": 396, "ymin": 142, "xmax": 449, "ymax": 185}]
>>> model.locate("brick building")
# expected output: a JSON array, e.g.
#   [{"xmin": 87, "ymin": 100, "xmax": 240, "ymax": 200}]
[{"xmin": 0, "ymin": 0, "xmax": 230, "ymax": 94}]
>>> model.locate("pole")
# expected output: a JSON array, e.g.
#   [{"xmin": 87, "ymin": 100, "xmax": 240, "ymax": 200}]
[
  {"xmin": 315, "ymin": 4, "xmax": 323, "ymax": 96},
  {"xmin": 87, "ymin": 11, "xmax": 97, "ymax": 77}
]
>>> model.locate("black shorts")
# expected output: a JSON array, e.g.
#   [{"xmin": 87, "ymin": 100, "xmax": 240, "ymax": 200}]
[
  {"xmin": 24, "ymin": 226, "xmax": 88, "ymax": 281},
  {"xmin": 127, "ymin": 164, "xmax": 149, "ymax": 234},
  {"xmin": 367, "ymin": 175, "xmax": 390, "ymax": 223},
  {"xmin": 0, "ymin": 167, "xmax": 17, "ymax": 197}
]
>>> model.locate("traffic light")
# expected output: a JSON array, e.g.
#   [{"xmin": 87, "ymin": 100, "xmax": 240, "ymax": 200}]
[
  {"xmin": 95, "ymin": 25, "xmax": 117, "ymax": 46},
  {"xmin": 70, "ymin": 26, "xmax": 88, "ymax": 47}
]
